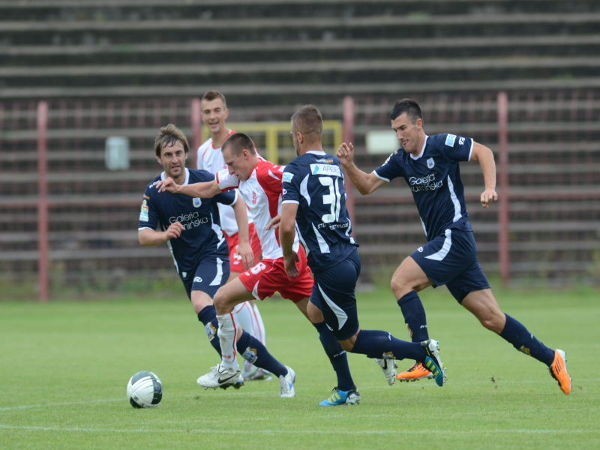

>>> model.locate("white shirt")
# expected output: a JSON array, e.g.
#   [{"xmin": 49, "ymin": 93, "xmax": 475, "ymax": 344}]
[{"xmin": 196, "ymin": 136, "xmax": 240, "ymax": 236}]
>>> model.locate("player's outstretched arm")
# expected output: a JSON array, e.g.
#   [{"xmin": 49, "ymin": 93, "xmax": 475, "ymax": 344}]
[
  {"xmin": 158, "ymin": 177, "xmax": 221, "ymax": 198},
  {"xmin": 471, "ymin": 142, "xmax": 498, "ymax": 208},
  {"xmin": 279, "ymin": 203, "xmax": 300, "ymax": 278},
  {"xmin": 337, "ymin": 142, "xmax": 385, "ymax": 195}
]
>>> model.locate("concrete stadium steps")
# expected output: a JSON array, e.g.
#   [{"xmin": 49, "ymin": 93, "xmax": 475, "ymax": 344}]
[
  {"xmin": 1, "ymin": 1, "xmax": 600, "ymax": 100},
  {"xmin": 1, "ymin": 0, "xmax": 598, "ymax": 22},
  {"xmin": 1, "ymin": 0, "xmax": 598, "ymax": 21},
  {"xmin": 4, "ymin": 36, "xmax": 600, "ymax": 67},
  {"xmin": 1, "ymin": 0, "xmax": 599, "ymax": 284},
  {"xmin": 3, "ymin": 56, "xmax": 600, "ymax": 89}
]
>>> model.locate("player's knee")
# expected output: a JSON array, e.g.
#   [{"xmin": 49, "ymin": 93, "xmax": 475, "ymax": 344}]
[
  {"xmin": 340, "ymin": 340, "xmax": 354, "ymax": 352},
  {"xmin": 390, "ymin": 276, "xmax": 411, "ymax": 298},
  {"xmin": 212, "ymin": 290, "xmax": 230, "ymax": 314},
  {"xmin": 479, "ymin": 314, "xmax": 504, "ymax": 333},
  {"xmin": 306, "ymin": 301, "xmax": 323, "ymax": 323},
  {"xmin": 338, "ymin": 335, "xmax": 357, "ymax": 352}
]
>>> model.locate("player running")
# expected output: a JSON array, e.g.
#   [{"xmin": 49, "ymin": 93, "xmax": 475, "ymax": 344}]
[
  {"xmin": 279, "ymin": 105, "xmax": 447, "ymax": 404},
  {"xmin": 337, "ymin": 98, "xmax": 571, "ymax": 395},
  {"xmin": 138, "ymin": 124, "xmax": 275, "ymax": 389}
]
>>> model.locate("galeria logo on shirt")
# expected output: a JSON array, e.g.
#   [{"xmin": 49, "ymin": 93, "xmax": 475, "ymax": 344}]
[
  {"xmin": 408, "ymin": 173, "xmax": 443, "ymax": 193},
  {"xmin": 168, "ymin": 211, "xmax": 209, "ymax": 229}
]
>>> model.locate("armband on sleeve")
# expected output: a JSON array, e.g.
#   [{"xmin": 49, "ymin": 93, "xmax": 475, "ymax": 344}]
[{"xmin": 216, "ymin": 168, "xmax": 240, "ymax": 191}]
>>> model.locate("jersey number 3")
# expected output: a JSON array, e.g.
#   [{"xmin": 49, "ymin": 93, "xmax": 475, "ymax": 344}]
[{"xmin": 319, "ymin": 176, "xmax": 342, "ymax": 223}]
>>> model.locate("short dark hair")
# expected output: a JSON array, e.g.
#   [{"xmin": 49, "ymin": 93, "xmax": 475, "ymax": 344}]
[
  {"xmin": 201, "ymin": 90, "xmax": 227, "ymax": 107},
  {"xmin": 222, "ymin": 132, "xmax": 257, "ymax": 156},
  {"xmin": 390, "ymin": 98, "xmax": 422, "ymax": 122},
  {"xmin": 291, "ymin": 104, "xmax": 323, "ymax": 137},
  {"xmin": 154, "ymin": 123, "xmax": 189, "ymax": 157}
]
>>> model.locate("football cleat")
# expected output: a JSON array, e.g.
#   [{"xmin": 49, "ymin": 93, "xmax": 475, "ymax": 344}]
[
  {"xmin": 279, "ymin": 366, "xmax": 296, "ymax": 398},
  {"xmin": 549, "ymin": 349, "xmax": 572, "ymax": 395},
  {"xmin": 197, "ymin": 365, "xmax": 244, "ymax": 390},
  {"xmin": 396, "ymin": 362, "xmax": 434, "ymax": 382},
  {"xmin": 319, "ymin": 387, "xmax": 361, "ymax": 407},
  {"xmin": 376, "ymin": 358, "xmax": 397, "ymax": 385},
  {"xmin": 421, "ymin": 339, "xmax": 446, "ymax": 387}
]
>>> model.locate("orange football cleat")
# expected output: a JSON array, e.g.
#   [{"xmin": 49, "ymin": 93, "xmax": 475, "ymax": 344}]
[
  {"xmin": 396, "ymin": 362, "xmax": 434, "ymax": 382},
  {"xmin": 549, "ymin": 349, "xmax": 572, "ymax": 395}
]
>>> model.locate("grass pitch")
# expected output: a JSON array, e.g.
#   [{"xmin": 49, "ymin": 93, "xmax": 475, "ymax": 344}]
[{"xmin": 0, "ymin": 285, "xmax": 598, "ymax": 449}]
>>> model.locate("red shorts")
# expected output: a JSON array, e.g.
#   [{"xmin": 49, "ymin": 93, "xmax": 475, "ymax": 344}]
[
  {"xmin": 226, "ymin": 223, "xmax": 263, "ymax": 274},
  {"xmin": 238, "ymin": 247, "xmax": 314, "ymax": 303}
]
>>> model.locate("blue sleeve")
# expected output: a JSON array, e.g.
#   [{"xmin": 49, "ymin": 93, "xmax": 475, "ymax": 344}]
[
  {"xmin": 439, "ymin": 133, "xmax": 473, "ymax": 162},
  {"xmin": 138, "ymin": 185, "xmax": 159, "ymax": 230},
  {"xmin": 214, "ymin": 189, "xmax": 237, "ymax": 205},
  {"xmin": 281, "ymin": 165, "xmax": 300, "ymax": 203},
  {"xmin": 374, "ymin": 150, "xmax": 404, "ymax": 182}
]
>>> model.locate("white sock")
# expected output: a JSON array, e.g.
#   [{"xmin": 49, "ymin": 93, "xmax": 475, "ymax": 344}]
[
  {"xmin": 233, "ymin": 301, "xmax": 266, "ymax": 345},
  {"xmin": 217, "ymin": 313, "xmax": 239, "ymax": 371},
  {"xmin": 250, "ymin": 302, "xmax": 267, "ymax": 345}
]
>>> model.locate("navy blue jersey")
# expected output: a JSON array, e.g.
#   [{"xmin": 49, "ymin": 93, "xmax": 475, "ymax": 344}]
[
  {"xmin": 138, "ymin": 168, "xmax": 237, "ymax": 275},
  {"xmin": 282, "ymin": 151, "xmax": 358, "ymax": 273},
  {"xmin": 375, "ymin": 133, "xmax": 474, "ymax": 241}
]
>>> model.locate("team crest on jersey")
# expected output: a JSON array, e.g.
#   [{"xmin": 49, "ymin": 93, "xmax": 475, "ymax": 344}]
[
  {"xmin": 139, "ymin": 199, "xmax": 149, "ymax": 222},
  {"xmin": 193, "ymin": 198, "xmax": 202, "ymax": 208},
  {"xmin": 427, "ymin": 158, "xmax": 435, "ymax": 169},
  {"xmin": 445, "ymin": 134, "xmax": 457, "ymax": 147}
]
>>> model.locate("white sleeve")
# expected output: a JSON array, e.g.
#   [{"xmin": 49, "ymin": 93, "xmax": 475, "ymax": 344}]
[{"xmin": 216, "ymin": 168, "xmax": 240, "ymax": 191}]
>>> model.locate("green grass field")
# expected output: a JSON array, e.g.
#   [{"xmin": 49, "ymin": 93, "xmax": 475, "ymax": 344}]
[{"xmin": 1, "ymin": 285, "xmax": 598, "ymax": 449}]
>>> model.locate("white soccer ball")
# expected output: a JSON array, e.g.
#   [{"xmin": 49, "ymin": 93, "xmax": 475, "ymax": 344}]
[{"xmin": 126, "ymin": 371, "xmax": 163, "ymax": 408}]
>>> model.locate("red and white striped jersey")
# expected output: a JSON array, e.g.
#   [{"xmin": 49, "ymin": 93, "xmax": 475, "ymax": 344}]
[{"xmin": 220, "ymin": 159, "xmax": 300, "ymax": 260}]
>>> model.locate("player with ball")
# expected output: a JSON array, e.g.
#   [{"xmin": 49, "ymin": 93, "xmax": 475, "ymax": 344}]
[{"xmin": 137, "ymin": 124, "xmax": 293, "ymax": 396}]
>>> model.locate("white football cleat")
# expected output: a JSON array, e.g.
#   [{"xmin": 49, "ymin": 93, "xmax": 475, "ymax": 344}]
[
  {"xmin": 376, "ymin": 358, "xmax": 398, "ymax": 385},
  {"xmin": 197, "ymin": 365, "xmax": 244, "ymax": 390},
  {"xmin": 279, "ymin": 366, "xmax": 296, "ymax": 398}
]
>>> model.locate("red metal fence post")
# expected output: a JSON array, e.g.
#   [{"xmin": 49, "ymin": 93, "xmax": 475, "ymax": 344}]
[
  {"xmin": 497, "ymin": 92, "xmax": 511, "ymax": 286},
  {"xmin": 37, "ymin": 101, "xmax": 50, "ymax": 302}
]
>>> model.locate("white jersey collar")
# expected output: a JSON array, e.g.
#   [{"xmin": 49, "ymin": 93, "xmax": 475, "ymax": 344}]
[
  {"xmin": 160, "ymin": 168, "xmax": 190, "ymax": 184},
  {"xmin": 409, "ymin": 135, "xmax": 429, "ymax": 160}
]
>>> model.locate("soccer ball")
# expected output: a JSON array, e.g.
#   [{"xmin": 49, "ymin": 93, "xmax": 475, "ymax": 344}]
[{"xmin": 126, "ymin": 371, "xmax": 163, "ymax": 408}]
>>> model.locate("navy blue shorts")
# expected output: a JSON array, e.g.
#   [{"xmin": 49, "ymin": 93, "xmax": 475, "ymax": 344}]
[
  {"xmin": 411, "ymin": 228, "xmax": 490, "ymax": 302},
  {"xmin": 180, "ymin": 254, "xmax": 230, "ymax": 299},
  {"xmin": 310, "ymin": 249, "xmax": 361, "ymax": 340}
]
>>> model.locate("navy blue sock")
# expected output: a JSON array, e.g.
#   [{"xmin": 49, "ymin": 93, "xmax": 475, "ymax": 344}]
[
  {"xmin": 197, "ymin": 306, "xmax": 221, "ymax": 355},
  {"xmin": 236, "ymin": 331, "xmax": 287, "ymax": 377},
  {"xmin": 314, "ymin": 322, "xmax": 355, "ymax": 392},
  {"xmin": 351, "ymin": 329, "xmax": 425, "ymax": 361},
  {"xmin": 500, "ymin": 314, "xmax": 555, "ymax": 365},
  {"xmin": 398, "ymin": 291, "xmax": 429, "ymax": 342}
]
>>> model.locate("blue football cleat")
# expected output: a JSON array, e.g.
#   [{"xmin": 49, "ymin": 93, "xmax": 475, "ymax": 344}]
[{"xmin": 319, "ymin": 387, "xmax": 361, "ymax": 406}]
